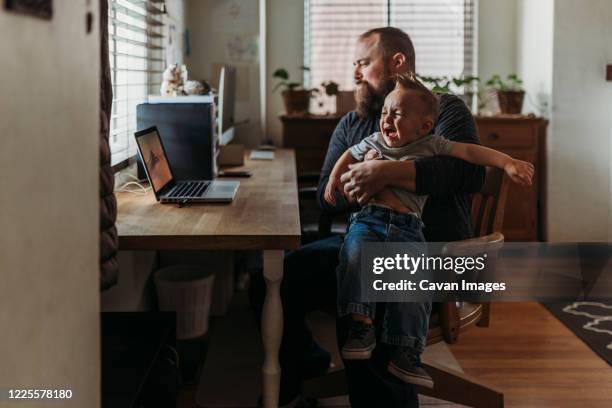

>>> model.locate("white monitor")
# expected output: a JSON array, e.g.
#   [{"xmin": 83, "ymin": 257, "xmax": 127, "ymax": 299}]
[{"xmin": 218, "ymin": 65, "xmax": 236, "ymax": 145}]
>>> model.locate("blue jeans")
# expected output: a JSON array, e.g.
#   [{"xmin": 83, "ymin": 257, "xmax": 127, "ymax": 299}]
[{"xmin": 337, "ymin": 205, "xmax": 432, "ymax": 355}]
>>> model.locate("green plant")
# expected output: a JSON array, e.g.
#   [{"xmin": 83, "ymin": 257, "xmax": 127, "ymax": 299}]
[
  {"xmin": 417, "ymin": 75, "xmax": 451, "ymax": 93},
  {"xmin": 272, "ymin": 66, "xmax": 311, "ymax": 92},
  {"xmin": 417, "ymin": 74, "xmax": 480, "ymax": 94},
  {"xmin": 486, "ymin": 74, "xmax": 524, "ymax": 92},
  {"xmin": 452, "ymin": 75, "xmax": 480, "ymax": 89}
]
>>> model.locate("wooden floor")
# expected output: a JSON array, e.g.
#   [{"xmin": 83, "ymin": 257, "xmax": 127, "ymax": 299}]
[
  {"xmin": 449, "ymin": 302, "xmax": 612, "ymax": 408},
  {"xmin": 179, "ymin": 302, "xmax": 612, "ymax": 407}
]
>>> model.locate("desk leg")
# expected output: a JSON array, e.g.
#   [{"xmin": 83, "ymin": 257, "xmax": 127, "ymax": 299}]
[{"xmin": 262, "ymin": 250, "xmax": 284, "ymax": 408}]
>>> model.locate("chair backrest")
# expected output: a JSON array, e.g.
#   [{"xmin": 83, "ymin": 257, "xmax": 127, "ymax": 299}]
[
  {"xmin": 443, "ymin": 231, "xmax": 504, "ymax": 257},
  {"xmin": 471, "ymin": 167, "xmax": 510, "ymax": 237}
]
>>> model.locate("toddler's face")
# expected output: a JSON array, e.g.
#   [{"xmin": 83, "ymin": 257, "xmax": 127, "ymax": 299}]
[{"xmin": 379, "ymin": 88, "xmax": 434, "ymax": 148}]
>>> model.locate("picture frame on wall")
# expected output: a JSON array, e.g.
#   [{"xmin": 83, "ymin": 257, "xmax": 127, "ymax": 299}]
[{"xmin": 5, "ymin": 0, "xmax": 52, "ymax": 20}]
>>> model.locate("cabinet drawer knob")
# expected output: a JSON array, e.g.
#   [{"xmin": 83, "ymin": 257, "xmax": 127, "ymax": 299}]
[{"xmin": 488, "ymin": 132, "xmax": 500, "ymax": 140}]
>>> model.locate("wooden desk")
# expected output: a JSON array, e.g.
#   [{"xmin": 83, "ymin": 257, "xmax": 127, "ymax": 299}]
[{"xmin": 116, "ymin": 149, "xmax": 301, "ymax": 408}]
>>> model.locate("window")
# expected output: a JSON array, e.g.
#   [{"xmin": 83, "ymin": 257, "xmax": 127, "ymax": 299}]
[
  {"xmin": 304, "ymin": 0, "xmax": 475, "ymax": 91},
  {"xmin": 108, "ymin": 0, "xmax": 166, "ymax": 166}
]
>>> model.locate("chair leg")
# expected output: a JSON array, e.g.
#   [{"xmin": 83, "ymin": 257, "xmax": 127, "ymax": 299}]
[
  {"xmin": 440, "ymin": 302, "xmax": 460, "ymax": 344},
  {"xmin": 477, "ymin": 302, "xmax": 491, "ymax": 327},
  {"xmin": 419, "ymin": 359, "xmax": 504, "ymax": 408}
]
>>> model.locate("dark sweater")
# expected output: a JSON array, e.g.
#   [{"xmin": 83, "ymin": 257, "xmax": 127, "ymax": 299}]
[{"xmin": 316, "ymin": 94, "xmax": 485, "ymax": 241}]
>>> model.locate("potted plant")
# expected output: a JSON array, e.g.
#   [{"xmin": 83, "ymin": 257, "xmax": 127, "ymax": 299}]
[
  {"xmin": 321, "ymin": 80, "xmax": 339, "ymax": 97},
  {"xmin": 273, "ymin": 67, "xmax": 313, "ymax": 114},
  {"xmin": 486, "ymin": 74, "xmax": 525, "ymax": 114},
  {"xmin": 417, "ymin": 74, "xmax": 480, "ymax": 111},
  {"xmin": 314, "ymin": 80, "xmax": 346, "ymax": 113},
  {"xmin": 452, "ymin": 76, "xmax": 480, "ymax": 109}
]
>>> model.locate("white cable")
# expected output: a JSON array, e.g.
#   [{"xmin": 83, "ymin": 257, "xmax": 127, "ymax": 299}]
[{"xmin": 115, "ymin": 180, "xmax": 151, "ymax": 195}]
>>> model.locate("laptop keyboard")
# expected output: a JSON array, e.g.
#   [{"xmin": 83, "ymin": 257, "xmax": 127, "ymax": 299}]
[{"xmin": 167, "ymin": 181, "xmax": 210, "ymax": 199}]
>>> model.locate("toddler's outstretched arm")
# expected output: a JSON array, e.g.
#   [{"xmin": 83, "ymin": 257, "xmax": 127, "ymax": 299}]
[{"xmin": 448, "ymin": 143, "xmax": 534, "ymax": 186}]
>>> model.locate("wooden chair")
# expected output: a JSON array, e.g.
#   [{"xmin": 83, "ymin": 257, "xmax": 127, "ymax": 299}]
[{"xmin": 299, "ymin": 167, "xmax": 511, "ymax": 407}]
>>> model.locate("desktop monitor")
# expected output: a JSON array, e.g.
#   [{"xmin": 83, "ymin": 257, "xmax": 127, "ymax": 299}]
[
  {"xmin": 136, "ymin": 102, "xmax": 216, "ymax": 181},
  {"xmin": 217, "ymin": 65, "xmax": 236, "ymax": 145}
]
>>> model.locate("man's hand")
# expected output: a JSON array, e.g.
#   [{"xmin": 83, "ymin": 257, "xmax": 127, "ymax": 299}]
[
  {"xmin": 504, "ymin": 159, "xmax": 535, "ymax": 186},
  {"xmin": 340, "ymin": 160, "xmax": 386, "ymax": 205}
]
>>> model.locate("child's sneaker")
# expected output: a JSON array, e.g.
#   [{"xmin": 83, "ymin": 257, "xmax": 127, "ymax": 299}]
[
  {"xmin": 341, "ymin": 320, "xmax": 376, "ymax": 360},
  {"xmin": 387, "ymin": 348, "xmax": 434, "ymax": 388}
]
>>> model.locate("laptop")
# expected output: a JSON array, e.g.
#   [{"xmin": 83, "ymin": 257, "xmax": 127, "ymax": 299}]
[{"xmin": 134, "ymin": 126, "xmax": 239, "ymax": 203}]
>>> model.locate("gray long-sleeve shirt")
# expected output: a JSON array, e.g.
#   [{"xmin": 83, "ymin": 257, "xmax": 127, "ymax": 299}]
[{"xmin": 316, "ymin": 94, "xmax": 485, "ymax": 241}]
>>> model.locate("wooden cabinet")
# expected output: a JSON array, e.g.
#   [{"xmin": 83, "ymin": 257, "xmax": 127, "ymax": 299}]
[
  {"xmin": 475, "ymin": 116, "xmax": 548, "ymax": 241},
  {"xmin": 280, "ymin": 114, "xmax": 342, "ymax": 175}
]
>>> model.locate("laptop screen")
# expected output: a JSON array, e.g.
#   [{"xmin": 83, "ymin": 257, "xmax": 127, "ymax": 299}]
[{"xmin": 135, "ymin": 128, "xmax": 173, "ymax": 194}]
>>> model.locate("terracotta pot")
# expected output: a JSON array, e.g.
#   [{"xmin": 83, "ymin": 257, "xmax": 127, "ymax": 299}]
[
  {"xmin": 497, "ymin": 90, "xmax": 525, "ymax": 114},
  {"xmin": 281, "ymin": 89, "xmax": 311, "ymax": 114}
]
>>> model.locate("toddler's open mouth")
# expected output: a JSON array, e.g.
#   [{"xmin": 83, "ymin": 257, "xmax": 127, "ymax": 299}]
[{"xmin": 383, "ymin": 126, "xmax": 398, "ymax": 140}]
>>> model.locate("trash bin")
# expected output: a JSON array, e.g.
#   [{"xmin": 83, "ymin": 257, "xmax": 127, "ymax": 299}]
[{"xmin": 154, "ymin": 265, "xmax": 215, "ymax": 339}]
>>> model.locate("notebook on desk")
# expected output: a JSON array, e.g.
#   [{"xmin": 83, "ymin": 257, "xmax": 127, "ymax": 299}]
[
  {"xmin": 134, "ymin": 126, "xmax": 239, "ymax": 203},
  {"xmin": 249, "ymin": 150, "xmax": 275, "ymax": 160}
]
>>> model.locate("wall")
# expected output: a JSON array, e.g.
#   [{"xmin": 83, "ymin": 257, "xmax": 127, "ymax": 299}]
[
  {"xmin": 516, "ymin": 0, "xmax": 554, "ymax": 117},
  {"xmin": 0, "ymin": 2, "xmax": 100, "ymax": 407},
  {"xmin": 477, "ymin": 0, "xmax": 518, "ymax": 85},
  {"xmin": 516, "ymin": 0, "xmax": 612, "ymax": 241},
  {"xmin": 165, "ymin": 0, "xmax": 187, "ymax": 64},
  {"xmin": 266, "ymin": 0, "xmax": 304, "ymax": 145},
  {"xmin": 185, "ymin": 0, "xmax": 262, "ymax": 146},
  {"xmin": 547, "ymin": 0, "xmax": 612, "ymax": 241}
]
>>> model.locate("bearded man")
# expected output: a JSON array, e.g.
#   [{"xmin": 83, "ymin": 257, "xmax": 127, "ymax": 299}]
[{"xmin": 250, "ymin": 27, "xmax": 484, "ymax": 408}]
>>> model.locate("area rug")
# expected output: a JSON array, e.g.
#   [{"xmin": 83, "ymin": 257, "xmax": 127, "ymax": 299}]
[{"xmin": 543, "ymin": 302, "xmax": 612, "ymax": 366}]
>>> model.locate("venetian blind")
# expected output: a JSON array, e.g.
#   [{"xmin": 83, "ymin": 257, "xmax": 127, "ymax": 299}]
[
  {"xmin": 304, "ymin": 0, "xmax": 476, "ymax": 91},
  {"xmin": 108, "ymin": 0, "xmax": 166, "ymax": 166}
]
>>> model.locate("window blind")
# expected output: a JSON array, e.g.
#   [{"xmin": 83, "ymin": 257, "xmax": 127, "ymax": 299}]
[
  {"xmin": 304, "ymin": 0, "xmax": 475, "ymax": 91},
  {"xmin": 304, "ymin": 0, "xmax": 387, "ymax": 91},
  {"xmin": 108, "ymin": 0, "xmax": 166, "ymax": 166}
]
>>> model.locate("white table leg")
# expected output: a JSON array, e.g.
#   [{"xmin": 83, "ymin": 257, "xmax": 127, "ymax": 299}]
[{"xmin": 262, "ymin": 250, "xmax": 284, "ymax": 408}]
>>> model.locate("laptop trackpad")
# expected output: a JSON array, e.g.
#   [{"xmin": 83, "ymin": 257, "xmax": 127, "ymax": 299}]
[{"xmin": 203, "ymin": 181, "xmax": 240, "ymax": 201}]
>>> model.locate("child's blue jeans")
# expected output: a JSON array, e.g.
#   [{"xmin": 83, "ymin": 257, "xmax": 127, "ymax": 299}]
[{"xmin": 336, "ymin": 205, "xmax": 432, "ymax": 355}]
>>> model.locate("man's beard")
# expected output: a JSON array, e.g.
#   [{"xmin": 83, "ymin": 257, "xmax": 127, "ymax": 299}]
[{"xmin": 355, "ymin": 76, "xmax": 395, "ymax": 118}]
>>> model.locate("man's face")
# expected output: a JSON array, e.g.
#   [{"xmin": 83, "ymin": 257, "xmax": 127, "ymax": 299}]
[
  {"xmin": 354, "ymin": 35, "xmax": 387, "ymax": 92},
  {"xmin": 379, "ymin": 88, "xmax": 433, "ymax": 148},
  {"xmin": 353, "ymin": 35, "xmax": 394, "ymax": 116}
]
